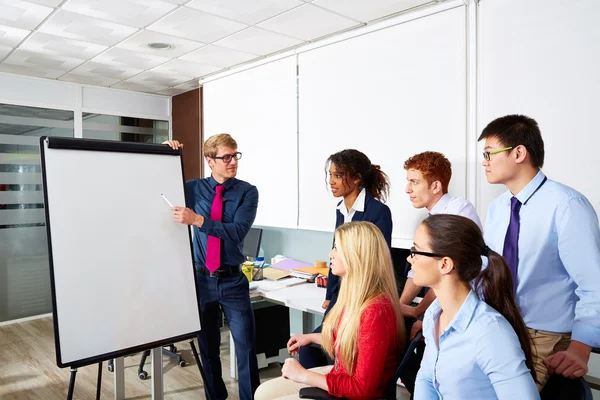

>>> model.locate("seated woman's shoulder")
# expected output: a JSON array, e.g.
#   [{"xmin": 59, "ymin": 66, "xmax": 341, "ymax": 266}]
[{"xmin": 472, "ymin": 301, "xmax": 515, "ymax": 333}]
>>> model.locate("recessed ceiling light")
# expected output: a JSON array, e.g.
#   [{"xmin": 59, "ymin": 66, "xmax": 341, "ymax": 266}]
[{"xmin": 148, "ymin": 42, "xmax": 172, "ymax": 50}]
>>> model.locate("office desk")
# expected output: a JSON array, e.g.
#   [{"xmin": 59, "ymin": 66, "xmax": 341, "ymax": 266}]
[{"xmin": 230, "ymin": 281, "xmax": 326, "ymax": 379}]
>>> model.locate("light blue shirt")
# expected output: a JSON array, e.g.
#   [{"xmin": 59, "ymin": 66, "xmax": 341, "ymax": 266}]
[
  {"xmin": 484, "ymin": 170, "xmax": 600, "ymax": 347},
  {"xmin": 415, "ymin": 291, "xmax": 539, "ymax": 400}
]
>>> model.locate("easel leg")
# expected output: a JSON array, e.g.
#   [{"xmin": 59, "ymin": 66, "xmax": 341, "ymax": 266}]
[
  {"xmin": 189, "ymin": 340, "xmax": 212, "ymax": 400},
  {"xmin": 67, "ymin": 368, "xmax": 77, "ymax": 400},
  {"xmin": 113, "ymin": 357, "xmax": 125, "ymax": 400},
  {"xmin": 151, "ymin": 347, "xmax": 164, "ymax": 400},
  {"xmin": 96, "ymin": 362, "xmax": 103, "ymax": 400}
]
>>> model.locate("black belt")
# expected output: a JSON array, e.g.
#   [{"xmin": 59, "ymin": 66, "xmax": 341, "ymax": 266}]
[{"xmin": 196, "ymin": 264, "xmax": 242, "ymax": 278}]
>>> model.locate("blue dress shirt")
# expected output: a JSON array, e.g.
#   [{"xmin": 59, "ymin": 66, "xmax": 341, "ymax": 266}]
[
  {"xmin": 415, "ymin": 291, "xmax": 539, "ymax": 400},
  {"xmin": 185, "ymin": 176, "xmax": 258, "ymax": 269},
  {"xmin": 484, "ymin": 170, "xmax": 600, "ymax": 347}
]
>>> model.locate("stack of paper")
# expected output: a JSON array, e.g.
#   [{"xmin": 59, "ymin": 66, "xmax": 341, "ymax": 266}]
[{"xmin": 291, "ymin": 266, "xmax": 329, "ymax": 278}]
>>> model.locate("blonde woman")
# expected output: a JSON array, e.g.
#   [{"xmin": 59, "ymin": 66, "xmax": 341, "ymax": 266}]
[{"xmin": 255, "ymin": 222, "xmax": 405, "ymax": 400}]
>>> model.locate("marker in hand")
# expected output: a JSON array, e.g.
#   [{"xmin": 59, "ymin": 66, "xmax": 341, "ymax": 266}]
[{"xmin": 161, "ymin": 193, "xmax": 174, "ymax": 208}]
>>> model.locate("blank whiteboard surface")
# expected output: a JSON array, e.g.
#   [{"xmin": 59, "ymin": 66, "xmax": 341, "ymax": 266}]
[
  {"xmin": 298, "ymin": 6, "xmax": 467, "ymax": 240},
  {"xmin": 41, "ymin": 138, "xmax": 200, "ymax": 367},
  {"xmin": 479, "ymin": 0, "xmax": 600, "ymax": 223},
  {"xmin": 203, "ymin": 56, "xmax": 298, "ymax": 228}
]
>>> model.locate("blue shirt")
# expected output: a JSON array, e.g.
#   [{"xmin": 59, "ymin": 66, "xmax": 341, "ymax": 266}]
[
  {"xmin": 415, "ymin": 291, "xmax": 539, "ymax": 400},
  {"xmin": 484, "ymin": 170, "xmax": 600, "ymax": 347},
  {"xmin": 185, "ymin": 176, "xmax": 258, "ymax": 269}
]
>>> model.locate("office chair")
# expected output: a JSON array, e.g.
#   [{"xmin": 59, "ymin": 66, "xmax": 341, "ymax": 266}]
[
  {"xmin": 107, "ymin": 344, "xmax": 186, "ymax": 380},
  {"xmin": 298, "ymin": 331, "xmax": 424, "ymax": 400},
  {"xmin": 540, "ymin": 375, "xmax": 593, "ymax": 400}
]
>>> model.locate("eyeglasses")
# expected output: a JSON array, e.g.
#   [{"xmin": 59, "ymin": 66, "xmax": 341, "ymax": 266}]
[
  {"xmin": 409, "ymin": 246, "xmax": 443, "ymax": 259},
  {"xmin": 212, "ymin": 152, "xmax": 242, "ymax": 163},
  {"xmin": 482, "ymin": 146, "xmax": 513, "ymax": 161}
]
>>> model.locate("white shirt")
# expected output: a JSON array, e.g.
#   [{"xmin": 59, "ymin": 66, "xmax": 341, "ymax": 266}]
[
  {"xmin": 408, "ymin": 193, "xmax": 482, "ymax": 279},
  {"xmin": 429, "ymin": 193, "xmax": 483, "ymax": 231},
  {"xmin": 337, "ymin": 188, "xmax": 366, "ymax": 223}
]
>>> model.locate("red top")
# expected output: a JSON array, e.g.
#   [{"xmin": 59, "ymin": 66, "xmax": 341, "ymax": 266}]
[{"xmin": 325, "ymin": 296, "xmax": 400, "ymax": 399}]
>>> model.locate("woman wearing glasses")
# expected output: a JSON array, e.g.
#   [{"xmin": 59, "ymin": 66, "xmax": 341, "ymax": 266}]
[
  {"xmin": 300, "ymin": 149, "xmax": 393, "ymax": 369},
  {"xmin": 255, "ymin": 221, "xmax": 404, "ymax": 400},
  {"xmin": 410, "ymin": 214, "xmax": 539, "ymax": 399}
]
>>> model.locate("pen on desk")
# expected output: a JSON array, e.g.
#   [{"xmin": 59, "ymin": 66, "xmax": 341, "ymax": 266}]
[{"xmin": 160, "ymin": 193, "xmax": 174, "ymax": 208}]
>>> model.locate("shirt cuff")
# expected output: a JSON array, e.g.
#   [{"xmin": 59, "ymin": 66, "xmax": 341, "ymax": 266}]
[
  {"xmin": 571, "ymin": 321, "xmax": 600, "ymax": 348},
  {"xmin": 199, "ymin": 217, "xmax": 214, "ymax": 233}
]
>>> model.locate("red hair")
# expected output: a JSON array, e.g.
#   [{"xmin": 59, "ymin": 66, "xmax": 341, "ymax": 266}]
[{"xmin": 404, "ymin": 151, "xmax": 452, "ymax": 194}]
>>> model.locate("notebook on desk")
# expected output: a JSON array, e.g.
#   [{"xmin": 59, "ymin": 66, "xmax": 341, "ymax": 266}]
[{"xmin": 263, "ymin": 267, "xmax": 291, "ymax": 281}]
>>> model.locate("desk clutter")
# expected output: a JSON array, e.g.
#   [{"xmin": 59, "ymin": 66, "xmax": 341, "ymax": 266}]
[{"xmin": 247, "ymin": 256, "xmax": 330, "ymax": 291}]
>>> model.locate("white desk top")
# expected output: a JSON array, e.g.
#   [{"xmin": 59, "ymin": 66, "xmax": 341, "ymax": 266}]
[{"xmin": 251, "ymin": 280, "xmax": 326, "ymax": 315}]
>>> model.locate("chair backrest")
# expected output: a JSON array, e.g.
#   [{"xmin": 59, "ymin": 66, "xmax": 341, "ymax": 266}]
[
  {"xmin": 383, "ymin": 331, "xmax": 424, "ymax": 400},
  {"xmin": 540, "ymin": 375, "xmax": 593, "ymax": 400}
]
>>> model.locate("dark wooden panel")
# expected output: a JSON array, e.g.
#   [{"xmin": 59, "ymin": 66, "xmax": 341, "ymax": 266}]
[{"xmin": 172, "ymin": 88, "xmax": 202, "ymax": 180}]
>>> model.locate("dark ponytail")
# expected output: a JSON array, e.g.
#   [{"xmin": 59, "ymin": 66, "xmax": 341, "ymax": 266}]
[
  {"xmin": 474, "ymin": 250, "xmax": 537, "ymax": 383},
  {"xmin": 422, "ymin": 214, "xmax": 536, "ymax": 382},
  {"xmin": 325, "ymin": 149, "xmax": 390, "ymax": 202}
]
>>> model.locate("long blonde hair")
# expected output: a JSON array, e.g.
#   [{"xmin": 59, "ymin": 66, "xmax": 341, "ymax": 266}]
[{"xmin": 322, "ymin": 221, "xmax": 404, "ymax": 375}]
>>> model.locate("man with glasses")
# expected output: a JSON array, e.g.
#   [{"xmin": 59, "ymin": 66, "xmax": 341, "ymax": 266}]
[
  {"xmin": 400, "ymin": 151, "xmax": 482, "ymax": 337},
  {"xmin": 480, "ymin": 114, "xmax": 600, "ymax": 390},
  {"xmin": 164, "ymin": 134, "xmax": 260, "ymax": 400}
]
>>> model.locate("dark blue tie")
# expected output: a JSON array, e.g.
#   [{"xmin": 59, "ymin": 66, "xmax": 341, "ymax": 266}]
[{"xmin": 503, "ymin": 196, "xmax": 522, "ymax": 292}]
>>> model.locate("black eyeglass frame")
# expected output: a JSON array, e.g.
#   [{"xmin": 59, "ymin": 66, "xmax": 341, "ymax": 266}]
[
  {"xmin": 409, "ymin": 246, "xmax": 443, "ymax": 259},
  {"xmin": 211, "ymin": 152, "xmax": 242, "ymax": 163}
]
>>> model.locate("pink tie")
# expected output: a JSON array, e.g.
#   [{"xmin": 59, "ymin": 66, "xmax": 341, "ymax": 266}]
[{"xmin": 206, "ymin": 185, "xmax": 224, "ymax": 273}]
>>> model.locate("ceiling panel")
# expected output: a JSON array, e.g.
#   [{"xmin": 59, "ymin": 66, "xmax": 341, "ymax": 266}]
[
  {"xmin": 22, "ymin": 32, "xmax": 107, "ymax": 60},
  {"xmin": 258, "ymin": 3, "xmax": 359, "ymax": 41},
  {"xmin": 40, "ymin": 10, "xmax": 138, "ymax": 46},
  {"xmin": 0, "ymin": 23, "xmax": 30, "ymax": 47},
  {"xmin": 63, "ymin": 0, "xmax": 179, "ymax": 29},
  {"xmin": 59, "ymin": 72, "xmax": 121, "ymax": 86},
  {"xmin": 0, "ymin": 45, "xmax": 12, "ymax": 60},
  {"xmin": 149, "ymin": 58, "xmax": 220, "ymax": 77},
  {"xmin": 0, "ymin": 61, "xmax": 69, "ymax": 79},
  {"xmin": 181, "ymin": 44, "xmax": 258, "ymax": 68},
  {"xmin": 148, "ymin": 6, "xmax": 248, "ymax": 43},
  {"xmin": 112, "ymin": 80, "xmax": 168, "ymax": 93},
  {"xmin": 92, "ymin": 47, "xmax": 170, "ymax": 70},
  {"xmin": 0, "ymin": 0, "xmax": 54, "ymax": 30},
  {"xmin": 117, "ymin": 29, "xmax": 204, "ymax": 58},
  {"xmin": 155, "ymin": 78, "xmax": 199, "ymax": 95},
  {"xmin": 214, "ymin": 26, "xmax": 303, "ymax": 56},
  {"xmin": 186, "ymin": 0, "xmax": 304, "ymax": 25},
  {"xmin": 68, "ymin": 60, "xmax": 143, "ymax": 80},
  {"xmin": 3, "ymin": 48, "xmax": 84, "ymax": 72},
  {"xmin": 125, "ymin": 70, "xmax": 190, "ymax": 88},
  {"xmin": 25, "ymin": 0, "xmax": 64, "ymax": 7},
  {"xmin": 313, "ymin": 0, "xmax": 431, "ymax": 22}
]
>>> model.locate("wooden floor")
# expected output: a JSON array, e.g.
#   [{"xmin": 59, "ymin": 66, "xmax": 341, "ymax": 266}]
[{"xmin": 0, "ymin": 316, "xmax": 280, "ymax": 400}]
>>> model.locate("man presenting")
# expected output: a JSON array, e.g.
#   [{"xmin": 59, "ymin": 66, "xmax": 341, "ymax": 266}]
[{"xmin": 166, "ymin": 134, "xmax": 260, "ymax": 400}]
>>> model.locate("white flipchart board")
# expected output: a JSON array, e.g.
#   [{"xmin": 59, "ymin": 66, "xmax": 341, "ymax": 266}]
[{"xmin": 40, "ymin": 137, "xmax": 201, "ymax": 368}]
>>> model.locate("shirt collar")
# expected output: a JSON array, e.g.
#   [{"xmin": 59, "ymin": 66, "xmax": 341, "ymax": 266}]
[
  {"xmin": 514, "ymin": 170, "xmax": 546, "ymax": 205},
  {"xmin": 208, "ymin": 175, "xmax": 236, "ymax": 190},
  {"xmin": 337, "ymin": 188, "xmax": 367, "ymax": 215},
  {"xmin": 426, "ymin": 290, "xmax": 479, "ymax": 334},
  {"xmin": 429, "ymin": 193, "xmax": 451, "ymax": 215}
]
